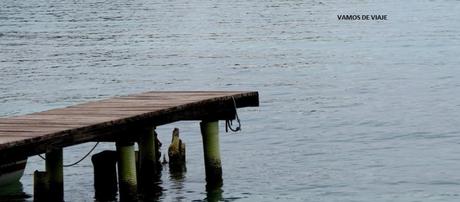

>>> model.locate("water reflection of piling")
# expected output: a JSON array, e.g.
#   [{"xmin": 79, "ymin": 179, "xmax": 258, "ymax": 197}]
[
  {"xmin": 138, "ymin": 178, "xmax": 163, "ymax": 202},
  {"xmin": 169, "ymin": 165, "xmax": 186, "ymax": 202},
  {"xmin": 206, "ymin": 187, "xmax": 223, "ymax": 202}
]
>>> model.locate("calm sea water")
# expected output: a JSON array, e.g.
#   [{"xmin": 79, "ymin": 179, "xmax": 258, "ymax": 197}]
[{"xmin": 1, "ymin": 0, "xmax": 460, "ymax": 201}]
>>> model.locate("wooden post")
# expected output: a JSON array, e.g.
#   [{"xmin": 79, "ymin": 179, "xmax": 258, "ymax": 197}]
[
  {"xmin": 200, "ymin": 121, "xmax": 223, "ymax": 189},
  {"xmin": 33, "ymin": 171, "xmax": 49, "ymax": 201},
  {"xmin": 138, "ymin": 127, "xmax": 158, "ymax": 192},
  {"xmin": 92, "ymin": 150, "xmax": 118, "ymax": 201},
  {"xmin": 168, "ymin": 128, "xmax": 186, "ymax": 173},
  {"xmin": 116, "ymin": 142, "xmax": 138, "ymax": 201},
  {"xmin": 45, "ymin": 149, "xmax": 63, "ymax": 202}
]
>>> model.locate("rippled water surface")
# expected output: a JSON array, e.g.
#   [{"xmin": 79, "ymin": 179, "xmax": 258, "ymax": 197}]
[{"xmin": 1, "ymin": 0, "xmax": 460, "ymax": 201}]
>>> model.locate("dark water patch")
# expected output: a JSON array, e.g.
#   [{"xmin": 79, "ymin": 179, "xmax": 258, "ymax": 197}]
[{"xmin": 0, "ymin": 182, "xmax": 31, "ymax": 202}]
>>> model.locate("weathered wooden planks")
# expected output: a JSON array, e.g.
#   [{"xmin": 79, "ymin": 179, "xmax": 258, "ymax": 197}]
[{"xmin": 0, "ymin": 91, "xmax": 259, "ymax": 163}]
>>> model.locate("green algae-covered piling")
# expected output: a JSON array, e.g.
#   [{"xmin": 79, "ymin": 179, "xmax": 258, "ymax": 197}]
[
  {"xmin": 138, "ymin": 127, "xmax": 159, "ymax": 192},
  {"xmin": 46, "ymin": 149, "xmax": 63, "ymax": 202},
  {"xmin": 92, "ymin": 150, "xmax": 118, "ymax": 201},
  {"xmin": 200, "ymin": 121, "xmax": 223, "ymax": 188},
  {"xmin": 116, "ymin": 142, "xmax": 138, "ymax": 201}
]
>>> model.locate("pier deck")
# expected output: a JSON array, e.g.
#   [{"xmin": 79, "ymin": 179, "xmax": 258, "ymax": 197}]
[{"xmin": 0, "ymin": 91, "xmax": 259, "ymax": 163}]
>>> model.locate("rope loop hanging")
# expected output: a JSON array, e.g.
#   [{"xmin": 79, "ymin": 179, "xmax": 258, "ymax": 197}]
[
  {"xmin": 225, "ymin": 96, "xmax": 242, "ymax": 133},
  {"xmin": 38, "ymin": 142, "xmax": 99, "ymax": 167}
]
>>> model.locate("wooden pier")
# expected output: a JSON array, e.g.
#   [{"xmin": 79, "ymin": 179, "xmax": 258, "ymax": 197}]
[{"xmin": 0, "ymin": 91, "xmax": 259, "ymax": 201}]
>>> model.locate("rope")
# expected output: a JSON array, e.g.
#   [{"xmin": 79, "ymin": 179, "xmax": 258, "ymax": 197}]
[
  {"xmin": 64, "ymin": 142, "xmax": 99, "ymax": 167},
  {"xmin": 226, "ymin": 96, "xmax": 242, "ymax": 132},
  {"xmin": 37, "ymin": 142, "xmax": 99, "ymax": 167}
]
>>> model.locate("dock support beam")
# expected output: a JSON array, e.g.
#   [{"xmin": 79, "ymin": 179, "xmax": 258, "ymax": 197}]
[
  {"xmin": 46, "ymin": 149, "xmax": 64, "ymax": 202},
  {"xmin": 200, "ymin": 121, "xmax": 223, "ymax": 189},
  {"xmin": 138, "ymin": 127, "xmax": 158, "ymax": 192},
  {"xmin": 116, "ymin": 142, "xmax": 138, "ymax": 201}
]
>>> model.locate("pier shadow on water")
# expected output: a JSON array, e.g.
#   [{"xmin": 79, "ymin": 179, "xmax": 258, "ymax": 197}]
[{"xmin": 0, "ymin": 182, "xmax": 30, "ymax": 202}]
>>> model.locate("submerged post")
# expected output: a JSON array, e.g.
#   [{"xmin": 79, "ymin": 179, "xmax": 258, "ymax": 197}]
[
  {"xmin": 116, "ymin": 142, "xmax": 138, "ymax": 201},
  {"xmin": 33, "ymin": 171, "xmax": 49, "ymax": 201},
  {"xmin": 46, "ymin": 148, "xmax": 63, "ymax": 202},
  {"xmin": 200, "ymin": 121, "xmax": 223, "ymax": 188},
  {"xmin": 138, "ymin": 126, "xmax": 158, "ymax": 192},
  {"xmin": 92, "ymin": 150, "xmax": 118, "ymax": 201},
  {"xmin": 168, "ymin": 128, "xmax": 186, "ymax": 173}
]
